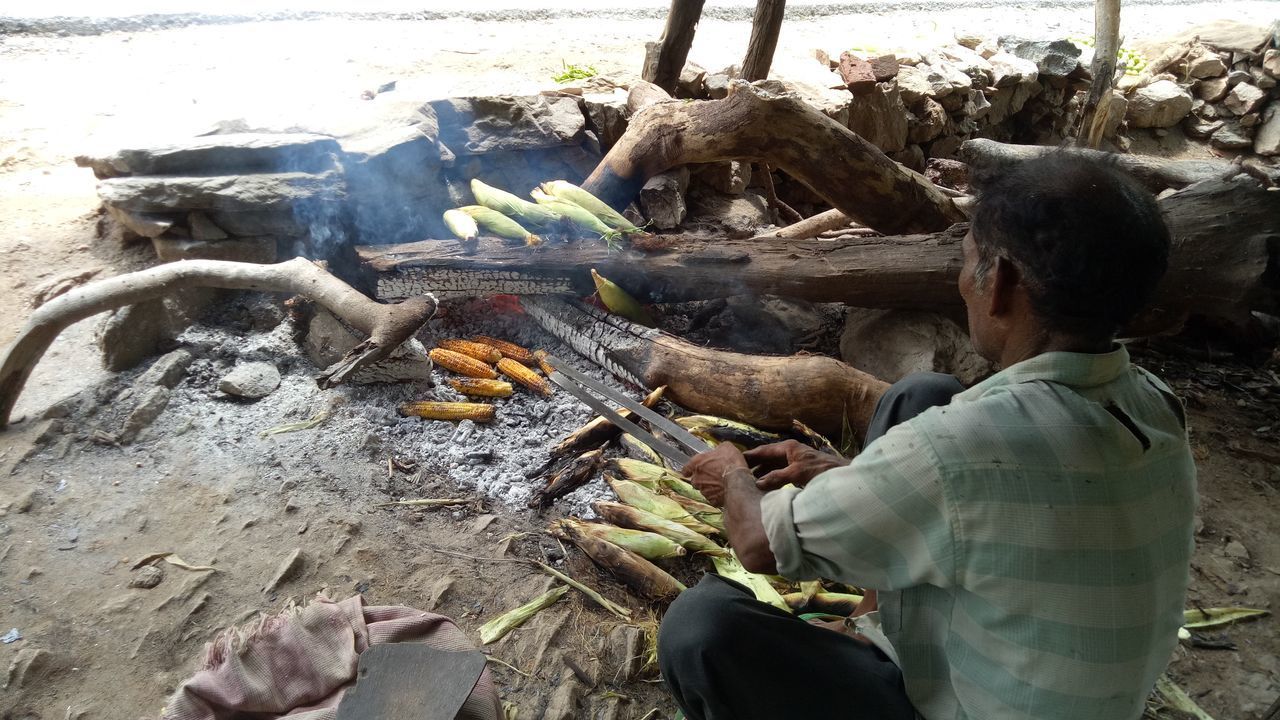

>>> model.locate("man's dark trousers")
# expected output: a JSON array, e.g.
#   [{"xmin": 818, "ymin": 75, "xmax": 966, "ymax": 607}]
[{"xmin": 657, "ymin": 372, "xmax": 964, "ymax": 720}]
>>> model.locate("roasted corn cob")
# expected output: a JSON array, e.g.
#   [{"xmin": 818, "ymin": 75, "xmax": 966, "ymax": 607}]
[
  {"xmin": 471, "ymin": 178, "xmax": 562, "ymax": 228},
  {"xmin": 437, "ymin": 338, "xmax": 502, "ymax": 363},
  {"xmin": 780, "ymin": 591, "xmax": 865, "ymax": 616},
  {"xmin": 429, "ymin": 348, "xmax": 499, "ymax": 379},
  {"xmin": 676, "ymin": 415, "xmax": 781, "ymax": 448},
  {"xmin": 442, "ymin": 208, "xmax": 478, "ymax": 242},
  {"xmin": 447, "ymin": 378, "xmax": 514, "ymax": 398},
  {"xmin": 498, "ymin": 357, "xmax": 552, "ymax": 396},
  {"xmin": 532, "ymin": 349, "xmax": 555, "ymax": 376},
  {"xmin": 458, "ymin": 205, "xmax": 542, "ymax": 246},
  {"xmin": 607, "ymin": 475, "xmax": 719, "ymax": 535},
  {"xmin": 530, "ymin": 447, "xmax": 605, "ymax": 508},
  {"xmin": 539, "ymin": 180, "xmax": 642, "ymax": 233},
  {"xmin": 592, "ymin": 501, "xmax": 728, "ymax": 557},
  {"xmin": 791, "ymin": 419, "xmax": 841, "ymax": 456},
  {"xmin": 557, "ymin": 517, "xmax": 687, "ymax": 560},
  {"xmin": 591, "ymin": 269, "xmax": 655, "ymax": 327},
  {"xmin": 550, "ymin": 519, "xmax": 685, "ymax": 601},
  {"xmin": 399, "ymin": 401, "xmax": 496, "ymax": 422},
  {"xmin": 471, "ymin": 336, "xmax": 536, "ymax": 364}
]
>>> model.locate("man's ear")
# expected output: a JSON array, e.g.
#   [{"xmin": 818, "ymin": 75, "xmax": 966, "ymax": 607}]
[{"xmin": 988, "ymin": 256, "xmax": 1021, "ymax": 317}]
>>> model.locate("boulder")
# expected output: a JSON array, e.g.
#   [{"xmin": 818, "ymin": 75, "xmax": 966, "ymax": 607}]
[
  {"xmin": 1003, "ymin": 38, "xmax": 1082, "ymax": 80},
  {"xmin": 869, "ymin": 54, "xmax": 900, "ymax": 81},
  {"xmin": 1186, "ymin": 47, "xmax": 1228, "ymax": 79},
  {"xmin": 838, "ymin": 52, "xmax": 878, "ymax": 94},
  {"xmin": 429, "ymin": 95, "xmax": 587, "ymax": 155},
  {"xmin": 888, "ymin": 144, "xmax": 926, "ymax": 172},
  {"xmin": 339, "ymin": 118, "xmax": 453, "ymax": 244},
  {"xmin": 699, "ymin": 296, "xmax": 831, "ymax": 355},
  {"xmin": 781, "ymin": 80, "xmax": 853, "ymax": 126},
  {"xmin": 219, "ymin": 362, "xmax": 281, "ymax": 399},
  {"xmin": 120, "ymin": 386, "xmax": 171, "ymax": 444},
  {"xmin": 1184, "ymin": 116, "xmax": 1224, "ymax": 140},
  {"xmin": 687, "ymin": 190, "xmax": 772, "ymax": 237},
  {"xmin": 692, "ymin": 161, "xmax": 750, "ymax": 195},
  {"xmin": 1224, "ymin": 82, "xmax": 1266, "ymax": 115},
  {"xmin": 840, "ymin": 308, "xmax": 995, "ymax": 385},
  {"xmin": 677, "ymin": 62, "xmax": 708, "ymax": 98},
  {"xmin": 908, "ymin": 98, "xmax": 950, "ymax": 144},
  {"xmin": 151, "ymin": 235, "xmax": 278, "ymax": 264},
  {"xmin": 638, "ymin": 168, "xmax": 690, "ymax": 230},
  {"xmin": 704, "ymin": 73, "xmax": 732, "ymax": 99},
  {"xmin": 1197, "ymin": 75, "xmax": 1231, "ymax": 103},
  {"xmin": 1265, "ymin": 49, "xmax": 1280, "ymax": 78},
  {"xmin": 1251, "ymin": 67, "xmax": 1276, "ymax": 91},
  {"xmin": 75, "ymin": 133, "xmax": 340, "ymax": 179},
  {"xmin": 206, "ymin": 209, "xmax": 308, "ymax": 237},
  {"xmin": 987, "ymin": 51, "xmax": 1039, "ymax": 88},
  {"xmin": 105, "ymin": 206, "xmax": 174, "ymax": 239},
  {"xmin": 1125, "ymin": 80, "xmax": 1193, "ymax": 128},
  {"xmin": 97, "ymin": 171, "xmax": 345, "ymax": 214},
  {"xmin": 581, "ymin": 89, "xmax": 631, "ymax": 150},
  {"xmin": 1209, "ymin": 120, "xmax": 1254, "ymax": 150},
  {"xmin": 136, "ymin": 349, "xmax": 194, "ymax": 389},
  {"xmin": 187, "ymin": 211, "xmax": 228, "ymax": 241},
  {"xmin": 303, "ymin": 307, "xmax": 433, "ymax": 384},
  {"xmin": 97, "ymin": 288, "xmax": 217, "ymax": 372},
  {"xmin": 936, "ymin": 46, "xmax": 994, "ymax": 86},
  {"xmin": 894, "ymin": 65, "xmax": 933, "ymax": 106},
  {"xmin": 847, "ymin": 83, "xmax": 909, "ymax": 153},
  {"xmin": 921, "ymin": 61, "xmax": 973, "ymax": 98},
  {"xmin": 1255, "ymin": 103, "xmax": 1280, "ymax": 156}
]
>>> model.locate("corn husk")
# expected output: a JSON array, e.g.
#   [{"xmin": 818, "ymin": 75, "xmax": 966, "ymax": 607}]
[
  {"xmin": 539, "ymin": 180, "xmax": 641, "ymax": 232},
  {"xmin": 1154, "ymin": 675, "xmax": 1215, "ymax": 720},
  {"xmin": 530, "ymin": 447, "xmax": 605, "ymax": 508},
  {"xmin": 532, "ymin": 561, "xmax": 630, "ymax": 620},
  {"xmin": 550, "ymin": 519, "xmax": 685, "ymax": 601},
  {"xmin": 607, "ymin": 475, "xmax": 719, "ymax": 536},
  {"xmin": 530, "ymin": 189, "xmax": 613, "ymax": 235},
  {"xmin": 593, "ymin": 501, "xmax": 728, "ymax": 557},
  {"xmin": 712, "ymin": 552, "xmax": 790, "ymax": 612},
  {"xmin": 559, "ymin": 517, "xmax": 687, "ymax": 560},
  {"xmin": 619, "ymin": 433, "xmax": 665, "ymax": 467},
  {"xmin": 443, "ymin": 208, "xmax": 478, "ymax": 242},
  {"xmin": 458, "ymin": 205, "xmax": 542, "ymax": 246},
  {"xmin": 610, "ymin": 458, "xmax": 709, "ymax": 504},
  {"xmin": 781, "ymin": 591, "xmax": 865, "ymax": 616},
  {"xmin": 591, "ymin": 269, "xmax": 655, "ymax": 327},
  {"xmin": 676, "ymin": 415, "xmax": 781, "ymax": 448},
  {"xmin": 792, "ymin": 419, "xmax": 840, "ymax": 456},
  {"xmin": 478, "ymin": 585, "xmax": 569, "ymax": 644},
  {"xmin": 1182, "ymin": 606, "xmax": 1270, "ymax": 630},
  {"xmin": 471, "ymin": 178, "xmax": 561, "ymax": 227},
  {"xmin": 664, "ymin": 491, "xmax": 724, "ymax": 532}
]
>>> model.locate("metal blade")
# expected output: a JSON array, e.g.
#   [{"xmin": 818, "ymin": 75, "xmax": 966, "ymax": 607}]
[
  {"xmin": 543, "ymin": 354, "xmax": 712, "ymax": 456},
  {"xmin": 547, "ymin": 370, "xmax": 694, "ymax": 468}
]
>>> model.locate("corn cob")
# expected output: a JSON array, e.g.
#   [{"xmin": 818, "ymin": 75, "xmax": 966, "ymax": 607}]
[
  {"xmin": 539, "ymin": 180, "xmax": 642, "ymax": 232},
  {"xmin": 442, "ymin": 209, "xmax": 478, "ymax": 242},
  {"xmin": 664, "ymin": 491, "xmax": 724, "ymax": 532},
  {"xmin": 548, "ymin": 386, "xmax": 666, "ymax": 460},
  {"xmin": 712, "ymin": 552, "xmax": 791, "ymax": 612},
  {"xmin": 557, "ymin": 518, "xmax": 687, "ymax": 560},
  {"xmin": 610, "ymin": 458, "xmax": 710, "ymax": 505},
  {"xmin": 591, "ymin": 269, "xmax": 656, "ymax": 327},
  {"xmin": 780, "ymin": 591, "xmax": 865, "ymax": 617},
  {"xmin": 498, "ymin": 357, "xmax": 552, "ymax": 396},
  {"xmin": 478, "ymin": 585, "xmax": 568, "ymax": 645},
  {"xmin": 458, "ymin": 205, "xmax": 542, "ymax": 246},
  {"xmin": 530, "ymin": 189, "xmax": 613, "ymax": 235},
  {"xmin": 549, "ymin": 519, "xmax": 685, "ymax": 601},
  {"xmin": 676, "ymin": 415, "xmax": 781, "ymax": 449},
  {"xmin": 437, "ymin": 338, "xmax": 502, "ymax": 363},
  {"xmin": 619, "ymin": 433, "xmax": 665, "ymax": 467},
  {"xmin": 471, "ymin": 178, "xmax": 562, "ymax": 228},
  {"xmin": 429, "ymin": 348, "xmax": 499, "ymax": 379},
  {"xmin": 471, "ymin": 336, "xmax": 536, "ymax": 364},
  {"xmin": 607, "ymin": 475, "xmax": 719, "ymax": 536},
  {"xmin": 447, "ymin": 378, "xmax": 514, "ymax": 398},
  {"xmin": 532, "ymin": 349, "xmax": 555, "ymax": 376},
  {"xmin": 530, "ymin": 447, "xmax": 606, "ymax": 508},
  {"xmin": 399, "ymin": 401, "xmax": 495, "ymax": 422},
  {"xmin": 593, "ymin": 501, "xmax": 728, "ymax": 557}
]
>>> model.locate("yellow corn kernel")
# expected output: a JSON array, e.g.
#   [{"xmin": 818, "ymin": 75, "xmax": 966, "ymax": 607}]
[
  {"xmin": 437, "ymin": 338, "xmax": 502, "ymax": 363},
  {"xmin": 532, "ymin": 349, "xmax": 556, "ymax": 376},
  {"xmin": 428, "ymin": 348, "xmax": 499, "ymax": 379},
  {"xmin": 399, "ymin": 401, "xmax": 495, "ymax": 422},
  {"xmin": 472, "ymin": 336, "xmax": 535, "ymax": 364},
  {"xmin": 498, "ymin": 357, "xmax": 552, "ymax": 396},
  {"xmin": 447, "ymin": 378, "xmax": 514, "ymax": 398}
]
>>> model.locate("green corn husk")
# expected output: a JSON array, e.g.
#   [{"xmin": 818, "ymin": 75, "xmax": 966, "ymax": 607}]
[
  {"xmin": 664, "ymin": 491, "xmax": 724, "ymax": 532},
  {"xmin": 712, "ymin": 552, "xmax": 791, "ymax": 612},
  {"xmin": 591, "ymin": 269, "xmax": 656, "ymax": 327},
  {"xmin": 593, "ymin": 500, "xmax": 728, "ymax": 557},
  {"xmin": 677, "ymin": 415, "xmax": 781, "ymax": 448},
  {"xmin": 611, "ymin": 458, "xmax": 710, "ymax": 505},
  {"xmin": 550, "ymin": 519, "xmax": 685, "ymax": 601},
  {"xmin": 781, "ymin": 590, "xmax": 865, "ymax": 616},
  {"xmin": 1154, "ymin": 675, "xmax": 1215, "ymax": 720},
  {"xmin": 478, "ymin": 585, "xmax": 569, "ymax": 644},
  {"xmin": 559, "ymin": 517, "xmax": 687, "ymax": 560},
  {"xmin": 619, "ymin": 433, "xmax": 665, "ymax": 467},
  {"xmin": 458, "ymin": 205, "xmax": 542, "ymax": 246},
  {"xmin": 539, "ymin": 180, "xmax": 641, "ymax": 232},
  {"xmin": 1182, "ymin": 606, "xmax": 1270, "ymax": 630},
  {"xmin": 607, "ymin": 475, "xmax": 719, "ymax": 536},
  {"xmin": 471, "ymin": 178, "xmax": 562, "ymax": 228},
  {"xmin": 530, "ymin": 189, "xmax": 613, "ymax": 235},
  {"xmin": 443, "ymin": 208, "xmax": 478, "ymax": 242}
]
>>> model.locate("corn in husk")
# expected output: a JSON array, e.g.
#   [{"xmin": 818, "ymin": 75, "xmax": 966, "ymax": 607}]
[
  {"xmin": 458, "ymin": 205, "xmax": 542, "ymax": 246},
  {"xmin": 610, "ymin": 458, "xmax": 710, "ymax": 505},
  {"xmin": 664, "ymin": 491, "xmax": 724, "ymax": 532},
  {"xmin": 400, "ymin": 401, "xmax": 495, "ymax": 422},
  {"xmin": 498, "ymin": 357, "xmax": 552, "ymax": 396},
  {"xmin": 593, "ymin": 501, "xmax": 728, "ymax": 557},
  {"xmin": 437, "ymin": 338, "xmax": 503, "ymax": 363},
  {"xmin": 429, "ymin": 348, "xmax": 499, "ymax": 379},
  {"xmin": 1154, "ymin": 675, "xmax": 1216, "ymax": 720},
  {"xmin": 557, "ymin": 517, "xmax": 687, "ymax": 560},
  {"xmin": 591, "ymin": 269, "xmax": 655, "ymax": 327},
  {"xmin": 781, "ymin": 591, "xmax": 865, "ymax": 616},
  {"xmin": 539, "ymin": 180, "xmax": 641, "ymax": 232},
  {"xmin": 550, "ymin": 519, "xmax": 685, "ymax": 601},
  {"xmin": 1182, "ymin": 607, "xmax": 1270, "ymax": 630},
  {"xmin": 478, "ymin": 585, "xmax": 568, "ymax": 644},
  {"xmin": 712, "ymin": 552, "xmax": 791, "ymax": 612},
  {"xmin": 530, "ymin": 189, "xmax": 613, "ymax": 235},
  {"xmin": 442, "ymin": 209, "xmax": 478, "ymax": 242},
  {"xmin": 447, "ymin": 378, "xmax": 514, "ymax": 398},
  {"xmin": 530, "ymin": 447, "xmax": 605, "ymax": 508},
  {"xmin": 619, "ymin": 434, "xmax": 665, "ymax": 467},
  {"xmin": 471, "ymin": 178, "xmax": 562, "ymax": 228},
  {"xmin": 677, "ymin": 415, "xmax": 781, "ymax": 448},
  {"xmin": 471, "ymin": 336, "xmax": 536, "ymax": 364},
  {"xmin": 607, "ymin": 475, "xmax": 719, "ymax": 536}
]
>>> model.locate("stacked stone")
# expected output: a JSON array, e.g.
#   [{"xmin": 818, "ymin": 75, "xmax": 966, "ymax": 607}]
[{"xmin": 1157, "ymin": 42, "xmax": 1280, "ymax": 155}]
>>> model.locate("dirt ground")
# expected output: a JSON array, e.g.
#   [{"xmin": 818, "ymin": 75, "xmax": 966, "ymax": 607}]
[{"xmin": 1, "ymin": 12, "xmax": 1278, "ymax": 720}]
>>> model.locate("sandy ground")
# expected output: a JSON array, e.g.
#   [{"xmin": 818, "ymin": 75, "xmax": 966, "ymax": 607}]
[{"xmin": 1, "ymin": 10, "xmax": 1278, "ymax": 720}]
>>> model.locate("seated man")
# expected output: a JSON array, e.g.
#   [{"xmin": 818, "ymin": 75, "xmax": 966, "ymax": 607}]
[{"xmin": 660, "ymin": 155, "xmax": 1196, "ymax": 720}]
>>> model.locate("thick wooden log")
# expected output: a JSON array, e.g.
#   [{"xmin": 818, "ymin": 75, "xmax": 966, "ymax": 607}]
[
  {"xmin": 582, "ymin": 82, "xmax": 964, "ymax": 235},
  {"xmin": 642, "ymin": 0, "xmax": 706, "ymax": 95},
  {"xmin": 741, "ymin": 0, "xmax": 787, "ymax": 82},
  {"xmin": 359, "ymin": 176, "xmax": 1278, "ymax": 326}
]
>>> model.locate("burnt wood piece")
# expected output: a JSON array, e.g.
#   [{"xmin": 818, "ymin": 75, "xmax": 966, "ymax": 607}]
[
  {"xmin": 580, "ymin": 82, "xmax": 965, "ymax": 235},
  {"xmin": 741, "ymin": 0, "xmax": 787, "ymax": 82},
  {"xmin": 642, "ymin": 0, "xmax": 707, "ymax": 95}
]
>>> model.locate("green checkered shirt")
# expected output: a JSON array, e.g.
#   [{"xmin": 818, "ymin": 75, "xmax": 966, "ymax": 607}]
[{"xmin": 762, "ymin": 346, "xmax": 1196, "ymax": 720}]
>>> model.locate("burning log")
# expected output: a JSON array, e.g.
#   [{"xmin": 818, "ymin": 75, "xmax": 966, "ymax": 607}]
[{"xmin": 0, "ymin": 258, "xmax": 437, "ymax": 429}]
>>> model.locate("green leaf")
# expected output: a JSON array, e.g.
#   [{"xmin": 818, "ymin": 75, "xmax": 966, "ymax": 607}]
[{"xmin": 1183, "ymin": 606, "xmax": 1270, "ymax": 630}]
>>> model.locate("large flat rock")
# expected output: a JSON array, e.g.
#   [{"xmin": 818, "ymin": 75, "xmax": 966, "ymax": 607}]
[
  {"xmin": 76, "ymin": 133, "xmax": 340, "ymax": 179},
  {"xmin": 97, "ymin": 171, "xmax": 345, "ymax": 213},
  {"xmin": 428, "ymin": 95, "xmax": 587, "ymax": 155}
]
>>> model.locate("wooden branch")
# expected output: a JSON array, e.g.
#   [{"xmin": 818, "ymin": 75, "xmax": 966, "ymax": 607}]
[
  {"xmin": 522, "ymin": 296, "xmax": 888, "ymax": 441},
  {"xmin": 582, "ymin": 82, "xmax": 964, "ymax": 235},
  {"xmin": 1078, "ymin": 0, "xmax": 1122, "ymax": 148},
  {"xmin": 741, "ymin": 0, "xmax": 787, "ymax": 82},
  {"xmin": 642, "ymin": 0, "xmax": 706, "ymax": 95},
  {"xmin": 0, "ymin": 258, "xmax": 436, "ymax": 429},
  {"xmin": 960, "ymin": 138, "xmax": 1242, "ymax": 192},
  {"xmin": 766, "ymin": 208, "xmax": 854, "ymax": 239}
]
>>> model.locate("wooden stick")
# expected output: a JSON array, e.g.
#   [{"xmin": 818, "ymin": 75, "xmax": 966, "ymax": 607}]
[
  {"xmin": 741, "ymin": 0, "xmax": 787, "ymax": 82},
  {"xmin": 642, "ymin": 0, "xmax": 707, "ymax": 95},
  {"xmin": 1077, "ymin": 0, "xmax": 1122, "ymax": 148}
]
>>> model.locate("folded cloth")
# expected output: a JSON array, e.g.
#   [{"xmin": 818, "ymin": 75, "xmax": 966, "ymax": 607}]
[{"xmin": 161, "ymin": 595, "xmax": 501, "ymax": 720}]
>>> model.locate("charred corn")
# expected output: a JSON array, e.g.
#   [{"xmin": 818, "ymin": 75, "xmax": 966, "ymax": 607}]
[
  {"xmin": 549, "ymin": 386, "xmax": 666, "ymax": 459},
  {"xmin": 429, "ymin": 348, "xmax": 499, "ymax": 379},
  {"xmin": 550, "ymin": 519, "xmax": 685, "ymax": 601},
  {"xmin": 498, "ymin": 357, "xmax": 552, "ymax": 396},
  {"xmin": 442, "ymin": 208, "xmax": 478, "ymax": 242},
  {"xmin": 530, "ymin": 447, "xmax": 605, "ymax": 508},
  {"xmin": 557, "ymin": 518, "xmax": 687, "ymax": 560},
  {"xmin": 437, "ymin": 338, "xmax": 502, "ymax": 363},
  {"xmin": 447, "ymin": 378, "xmax": 514, "ymax": 398},
  {"xmin": 458, "ymin": 205, "xmax": 542, "ymax": 246},
  {"xmin": 791, "ymin": 419, "xmax": 841, "ymax": 456},
  {"xmin": 607, "ymin": 475, "xmax": 719, "ymax": 536},
  {"xmin": 530, "ymin": 189, "xmax": 613, "ymax": 235},
  {"xmin": 539, "ymin": 180, "xmax": 642, "ymax": 232},
  {"xmin": 591, "ymin": 269, "xmax": 655, "ymax": 327},
  {"xmin": 593, "ymin": 501, "xmax": 728, "ymax": 557},
  {"xmin": 780, "ymin": 591, "xmax": 865, "ymax": 617},
  {"xmin": 532, "ymin": 349, "xmax": 555, "ymax": 376},
  {"xmin": 471, "ymin": 178, "xmax": 561, "ymax": 227},
  {"xmin": 471, "ymin": 336, "xmax": 536, "ymax": 364},
  {"xmin": 399, "ymin": 401, "xmax": 495, "ymax": 422},
  {"xmin": 676, "ymin": 415, "xmax": 781, "ymax": 448}
]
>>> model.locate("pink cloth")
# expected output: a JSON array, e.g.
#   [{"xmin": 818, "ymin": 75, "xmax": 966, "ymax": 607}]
[{"xmin": 161, "ymin": 595, "xmax": 501, "ymax": 720}]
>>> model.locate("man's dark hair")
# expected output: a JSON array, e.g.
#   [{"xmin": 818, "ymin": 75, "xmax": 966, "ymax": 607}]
[{"xmin": 970, "ymin": 154, "xmax": 1171, "ymax": 338}]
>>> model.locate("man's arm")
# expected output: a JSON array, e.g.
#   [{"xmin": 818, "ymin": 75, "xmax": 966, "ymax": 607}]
[{"xmin": 721, "ymin": 467, "xmax": 776, "ymax": 574}]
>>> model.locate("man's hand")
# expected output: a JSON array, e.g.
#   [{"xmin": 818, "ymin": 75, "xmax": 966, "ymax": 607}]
[
  {"xmin": 682, "ymin": 443, "xmax": 750, "ymax": 507},
  {"xmin": 743, "ymin": 440, "xmax": 849, "ymax": 492}
]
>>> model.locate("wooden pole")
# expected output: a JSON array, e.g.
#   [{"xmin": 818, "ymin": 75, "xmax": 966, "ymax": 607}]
[
  {"xmin": 740, "ymin": 0, "xmax": 787, "ymax": 81},
  {"xmin": 642, "ymin": 0, "xmax": 707, "ymax": 95},
  {"xmin": 1077, "ymin": 0, "xmax": 1122, "ymax": 147}
]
